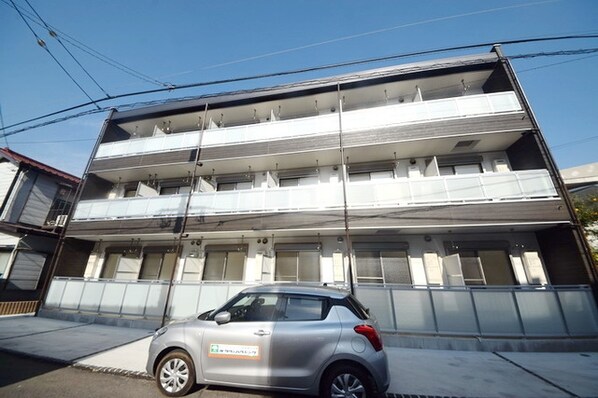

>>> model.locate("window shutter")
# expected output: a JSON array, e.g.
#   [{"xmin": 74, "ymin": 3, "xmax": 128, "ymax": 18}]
[
  {"xmin": 7, "ymin": 251, "xmax": 47, "ymax": 290},
  {"xmin": 443, "ymin": 254, "xmax": 464, "ymax": 286}
]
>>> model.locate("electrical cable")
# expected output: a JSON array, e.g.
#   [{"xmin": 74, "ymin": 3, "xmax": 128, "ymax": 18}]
[
  {"xmin": 2, "ymin": 39, "xmax": 598, "ymax": 138},
  {"xmin": 8, "ymin": 0, "xmax": 101, "ymax": 109},
  {"xmin": 22, "ymin": 0, "xmax": 111, "ymax": 99},
  {"xmin": 1, "ymin": 0, "xmax": 169, "ymax": 88}
]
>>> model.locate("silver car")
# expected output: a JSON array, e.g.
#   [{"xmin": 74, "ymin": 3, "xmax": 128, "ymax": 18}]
[{"xmin": 146, "ymin": 284, "xmax": 389, "ymax": 397}]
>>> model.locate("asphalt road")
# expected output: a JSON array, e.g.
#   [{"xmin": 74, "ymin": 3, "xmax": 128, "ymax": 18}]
[{"xmin": 0, "ymin": 351, "xmax": 305, "ymax": 398}]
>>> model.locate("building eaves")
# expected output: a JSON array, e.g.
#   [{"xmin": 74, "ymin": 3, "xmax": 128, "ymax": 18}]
[
  {"xmin": 111, "ymin": 52, "xmax": 499, "ymax": 124},
  {"xmin": 0, "ymin": 147, "xmax": 81, "ymax": 184}
]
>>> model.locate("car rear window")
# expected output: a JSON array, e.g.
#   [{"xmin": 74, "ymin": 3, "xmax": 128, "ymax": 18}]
[{"xmin": 281, "ymin": 296, "xmax": 326, "ymax": 321}]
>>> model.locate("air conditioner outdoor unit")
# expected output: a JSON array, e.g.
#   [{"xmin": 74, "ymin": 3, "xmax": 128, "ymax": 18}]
[{"xmin": 55, "ymin": 215, "xmax": 68, "ymax": 227}]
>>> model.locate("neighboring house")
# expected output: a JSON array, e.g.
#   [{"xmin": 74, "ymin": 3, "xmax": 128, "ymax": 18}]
[
  {"xmin": 0, "ymin": 148, "xmax": 79, "ymax": 315},
  {"xmin": 561, "ymin": 162, "xmax": 598, "ymax": 251},
  {"xmin": 41, "ymin": 46, "xmax": 598, "ymax": 343}
]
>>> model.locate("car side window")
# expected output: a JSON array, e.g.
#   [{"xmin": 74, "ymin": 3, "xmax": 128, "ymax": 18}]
[
  {"xmin": 226, "ymin": 294, "xmax": 280, "ymax": 322},
  {"xmin": 280, "ymin": 296, "xmax": 325, "ymax": 321}
]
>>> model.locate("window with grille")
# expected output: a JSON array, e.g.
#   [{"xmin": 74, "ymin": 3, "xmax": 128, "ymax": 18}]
[
  {"xmin": 203, "ymin": 251, "xmax": 245, "ymax": 281},
  {"xmin": 354, "ymin": 250, "xmax": 411, "ymax": 284},
  {"xmin": 275, "ymin": 251, "xmax": 320, "ymax": 282}
]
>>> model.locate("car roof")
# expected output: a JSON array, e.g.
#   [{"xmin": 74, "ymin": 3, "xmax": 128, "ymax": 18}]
[{"xmin": 241, "ymin": 284, "xmax": 350, "ymax": 300}]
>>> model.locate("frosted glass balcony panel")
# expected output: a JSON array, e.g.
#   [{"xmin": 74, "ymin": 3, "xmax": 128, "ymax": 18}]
[
  {"xmin": 410, "ymin": 179, "xmax": 449, "ymax": 203},
  {"xmin": 473, "ymin": 291, "xmax": 522, "ymax": 335},
  {"xmin": 481, "ymin": 173, "xmax": 522, "ymax": 199},
  {"xmin": 489, "ymin": 92, "xmax": 522, "ymax": 112},
  {"xmin": 78, "ymin": 282, "xmax": 104, "ymax": 312},
  {"xmin": 518, "ymin": 170, "xmax": 557, "ymax": 197},
  {"xmin": 426, "ymin": 99, "xmax": 459, "ymax": 119},
  {"xmin": 95, "ymin": 132, "xmax": 201, "ymax": 159},
  {"xmin": 515, "ymin": 291, "xmax": 566, "ymax": 335},
  {"xmin": 445, "ymin": 176, "xmax": 485, "ymax": 201},
  {"xmin": 457, "ymin": 96, "xmax": 492, "ymax": 115},
  {"xmin": 392, "ymin": 289, "xmax": 436, "ymax": 333},
  {"xmin": 432, "ymin": 290, "xmax": 478, "ymax": 334}
]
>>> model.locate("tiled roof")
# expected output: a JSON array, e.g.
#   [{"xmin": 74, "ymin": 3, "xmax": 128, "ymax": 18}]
[{"xmin": 0, "ymin": 147, "xmax": 80, "ymax": 184}]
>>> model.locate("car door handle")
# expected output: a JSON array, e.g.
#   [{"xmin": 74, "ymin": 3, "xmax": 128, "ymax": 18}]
[{"xmin": 254, "ymin": 329, "xmax": 271, "ymax": 336}]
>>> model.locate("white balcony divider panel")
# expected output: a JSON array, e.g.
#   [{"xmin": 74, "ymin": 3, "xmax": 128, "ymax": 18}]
[
  {"xmin": 93, "ymin": 92, "xmax": 521, "ymax": 159},
  {"xmin": 72, "ymin": 170, "xmax": 555, "ymax": 221},
  {"xmin": 44, "ymin": 278, "xmax": 598, "ymax": 336},
  {"xmin": 95, "ymin": 131, "xmax": 201, "ymax": 159}
]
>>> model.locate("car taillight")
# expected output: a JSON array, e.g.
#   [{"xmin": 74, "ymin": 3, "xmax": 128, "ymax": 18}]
[{"xmin": 354, "ymin": 324, "xmax": 383, "ymax": 351}]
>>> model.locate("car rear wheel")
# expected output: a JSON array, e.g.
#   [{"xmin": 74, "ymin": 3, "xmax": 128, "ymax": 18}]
[
  {"xmin": 156, "ymin": 349, "xmax": 196, "ymax": 397},
  {"xmin": 321, "ymin": 364, "xmax": 373, "ymax": 398}
]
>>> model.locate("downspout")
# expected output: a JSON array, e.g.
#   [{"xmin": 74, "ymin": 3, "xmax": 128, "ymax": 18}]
[
  {"xmin": 492, "ymin": 45, "xmax": 598, "ymax": 295},
  {"xmin": 36, "ymin": 109, "xmax": 116, "ymax": 315},
  {"xmin": 160, "ymin": 103, "xmax": 209, "ymax": 327},
  {"xmin": 337, "ymin": 83, "xmax": 355, "ymax": 295}
]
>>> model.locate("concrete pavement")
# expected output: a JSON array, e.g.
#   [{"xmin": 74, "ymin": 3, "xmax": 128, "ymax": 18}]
[{"xmin": 0, "ymin": 315, "xmax": 597, "ymax": 397}]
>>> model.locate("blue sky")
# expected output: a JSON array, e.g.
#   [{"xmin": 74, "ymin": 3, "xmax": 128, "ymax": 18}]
[{"xmin": 1, "ymin": 0, "xmax": 596, "ymax": 177}]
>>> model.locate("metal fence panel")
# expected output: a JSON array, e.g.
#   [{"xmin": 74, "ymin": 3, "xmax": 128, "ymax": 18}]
[
  {"xmin": 392, "ymin": 289, "xmax": 436, "ymax": 333},
  {"xmin": 472, "ymin": 291, "xmax": 522, "ymax": 335},
  {"xmin": 431, "ymin": 290, "xmax": 478, "ymax": 334},
  {"xmin": 558, "ymin": 290, "xmax": 598, "ymax": 335}
]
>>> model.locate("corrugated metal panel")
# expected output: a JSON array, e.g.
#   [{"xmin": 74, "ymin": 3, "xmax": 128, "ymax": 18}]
[
  {"xmin": 7, "ymin": 251, "xmax": 47, "ymax": 290},
  {"xmin": 0, "ymin": 161, "xmax": 18, "ymax": 204},
  {"xmin": 18, "ymin": 174, "xmax": 58, "ymax": 226}
]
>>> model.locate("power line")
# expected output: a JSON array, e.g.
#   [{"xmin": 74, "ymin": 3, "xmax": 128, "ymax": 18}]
[
  {"xmin": 190, "ymin": 0, "xmax": 561, "ymax": 72},
  {"xmin": 1, "ymin": 0, "xmax": 169, "ymax": 88},
  {"xmin": 551, "ymin": 135, "xmax": 598, "ymax": 150},
  {"xmin": 8, "ymin": 0, "xmax": 100, "ymax": 109},
  {"xmin": 2, "ymin": 36, "xmax": 598, "ymax": 137},
  {"xmin": 22, "ymin": 0, "xmax": 111, "ymax": 99}
]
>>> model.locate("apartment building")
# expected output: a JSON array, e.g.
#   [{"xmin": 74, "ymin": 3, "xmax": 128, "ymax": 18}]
[
  {"xmin": 41, "ymin": 46, "xmax": 598, "ymax": 340},
  {"xmin": 0, "ymin": 148, "xmax": 79, "ymax": 315}
]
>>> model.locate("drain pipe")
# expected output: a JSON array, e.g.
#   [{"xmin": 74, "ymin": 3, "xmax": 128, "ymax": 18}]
[
  {"xmin": 336, "ymin": 83, "xmax": 355, "ymax": 295},
  {"xmin": 160, "ymin": 104, "xmax": 209, "ymax": 327}
]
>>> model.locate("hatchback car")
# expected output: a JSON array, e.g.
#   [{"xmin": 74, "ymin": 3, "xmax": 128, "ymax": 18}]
[{"xmin": 147, "ymin": 284, "xmax": 389, "ymax": 397}]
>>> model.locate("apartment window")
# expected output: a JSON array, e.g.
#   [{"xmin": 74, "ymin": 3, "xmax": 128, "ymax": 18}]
[
  {"xmin": 203, "ymin": 247, "xmax": 246, "ymax": 281},
  {"xmin": 275, "ymin": 250, "xmax": 320, "ymax": 282},
  {"xmin": 124, "ymin": 187, "xmax": 137, "ymax": 197},
  {"xmin": 354, "ymin": 250, "xmax": 411, "ymax": 284},
  {"xmin": 217, "ymin": 181, "xmax": 252, "ymax": 191},
  {"xmin": 347, "ymin": 162, "xmax": 395, "ymax": 182},
  {"xmin": 279, "ymin": 176, "xmax": 318, "ymax": 187},
  {"xmin": 139, "ymin": 252, "xmax": 177, "ymax": 280},
  {"xmin": 159, "ymin": 186, "xmax": 191, "ymax": 195},
  {"xmin": 44, "ymin": 186, "xmax": 74, "ymax": 226},
  {"xmin": 349, "ymin": 170, "xmax": 394, "ymax": 182},
  {"xmin": 438, "ymin": 163, "xmax": 482, "ymax": 176},
  {"xmin": 456, "ymin": 249, "xmax": 515, "ymax": 286},
  {"xmin": 276, "ymin": 168, "xmax": 319, "ymax": 187},
  {"xmin": 0, "ymin": 250, "xmax": 12, "ymax": 279}
]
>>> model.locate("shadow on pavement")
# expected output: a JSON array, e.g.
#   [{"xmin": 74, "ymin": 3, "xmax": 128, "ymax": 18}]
[{"xmin": 0, "ymin": 351, "xmax": 66, "ymax": 388}]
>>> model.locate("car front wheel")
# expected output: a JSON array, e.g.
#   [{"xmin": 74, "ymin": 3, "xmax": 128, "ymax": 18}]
[
  {"xmin": 156, "ymin": 349, "xmax": 196, "ymax": 397},
  {"xmin": 321, "ymin": 364, "xmax": 374, "ymax": 398}
]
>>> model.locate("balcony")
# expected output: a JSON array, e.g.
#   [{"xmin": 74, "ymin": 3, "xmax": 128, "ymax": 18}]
[
  {"xmin": 94, "ymin": 92, "xmax": 522, "ymax": 159},
  {"xmin": 346, "ymin": 170, "xmax": 558, "ymax": 207},
  {"xmin": 95, "ymin": 131, "xmax": 201, "ymax": 159},
  {"xmin": 71, "ymin": 170, "xmax": 557, "ymax": 221}
]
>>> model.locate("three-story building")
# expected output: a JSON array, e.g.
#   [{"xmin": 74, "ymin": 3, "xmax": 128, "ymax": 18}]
[{"xmin": 41, "ymin": 46, "xmax": 598, "ymax": 341}]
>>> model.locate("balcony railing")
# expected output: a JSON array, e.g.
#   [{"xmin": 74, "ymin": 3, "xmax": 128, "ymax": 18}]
[
  {"xmin": 43, "ymin": 277, "xmax": 598, "ymax": 336},
  {"xmin": 346, "ymin": 169, "xmax": 557, "ymax": 207},
  {"xmin": 94, "ymin": 92, "xmax": 521, "ymax": 159},
  {"xmin": 72, "ymin": 170, "xmax": 557, "ymax": 221},
  {"xmin": 73, "ymin": 194, "xmax": 188, "ymax": 220},
  {"xmin": 95, "ymin": 131, "xmax": 201, "ymax": 159}
]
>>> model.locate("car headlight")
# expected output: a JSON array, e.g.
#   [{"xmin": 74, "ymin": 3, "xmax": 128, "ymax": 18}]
[{"xmin": 152, "ymin": 326, "xmax": 168, "ymax": 341}]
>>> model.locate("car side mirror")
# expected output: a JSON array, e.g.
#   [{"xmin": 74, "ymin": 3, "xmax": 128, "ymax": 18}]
[{"xmin": 215, "ymin": 311, "xmax": 231, "ymax": 325}]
